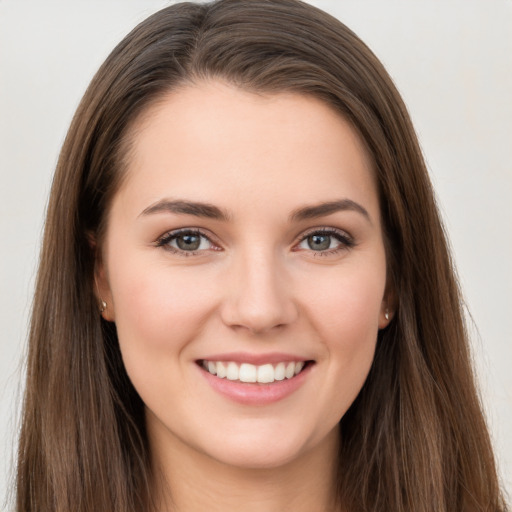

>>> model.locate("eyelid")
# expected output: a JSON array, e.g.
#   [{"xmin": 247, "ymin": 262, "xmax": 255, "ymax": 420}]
[
  {"xmin": 296, "ymin": 226, "xmax": 354, "ymax": 242},
  {"xmin": 292, "ymin": 226, "xmax": 356, "ymax": 252},
  {"xmin": 155, "ymin": 227, "xmax": 222, "ymax": 254},
  {"xmin": 154, "ymin": 225, "xmax": 355, "ymax": 256}
]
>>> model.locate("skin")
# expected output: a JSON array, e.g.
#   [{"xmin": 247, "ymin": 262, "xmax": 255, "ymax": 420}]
[{"xmin": 97, "ymin": 81, "xmax": 392, "ymax": 512}]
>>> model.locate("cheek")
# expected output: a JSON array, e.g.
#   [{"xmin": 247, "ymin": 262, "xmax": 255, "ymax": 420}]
[
  {"xmin": 108, "ymin": 253, "xmax": 218, "ymax": 361},
  {"xmin": 297, "ymin": 258, "xmax": 385, "ymax": 410},
  {"xmin": 301, "ymin": 260, "xmax": 386, "ymax": 343},
  {"xmin": 107, "ymin": 256, "xmax": 223, "ymax": 414}
]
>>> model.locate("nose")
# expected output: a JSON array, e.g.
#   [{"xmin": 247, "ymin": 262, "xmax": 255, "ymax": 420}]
[{"xmin": 220, "ymin": 249, "xmax": 298, "ymax": 335}]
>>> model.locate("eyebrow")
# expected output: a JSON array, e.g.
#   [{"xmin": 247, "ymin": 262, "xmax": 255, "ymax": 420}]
[
  {"xmin": 139, "ymin": 198, "xmax": 370, "ymax": 224},
  {"xmin": 139, "ymin": 199, "xmax": 230, "ymax": 221},
  {"xmin": 289, "ymin": 199, "xmax": 371, "ymax": 223}
]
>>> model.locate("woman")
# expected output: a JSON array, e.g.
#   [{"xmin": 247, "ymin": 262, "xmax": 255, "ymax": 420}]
[{"xmin": 15, "ymin": 1, "xmax": 508, "ymax": 511}]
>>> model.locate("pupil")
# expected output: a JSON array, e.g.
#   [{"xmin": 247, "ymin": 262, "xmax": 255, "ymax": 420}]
[
  {"xmin": 177, "ymin": 234, "xmax": 200, "ymax": 251},
  {"xmin": 308, "ymin": 234, "xmax": 330, "ymax": 251}
]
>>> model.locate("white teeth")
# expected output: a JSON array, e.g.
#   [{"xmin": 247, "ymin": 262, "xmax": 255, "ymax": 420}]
[
  {"xmin": 285, "ymin": 362, "xmax": 295, "ymax": 379},
  {"xmin": 226, "ymin": 362, "xmax": 239, "ymax": 380},
  {"xmin": 202, "ymin": 360, "xmax": 307, "ymax": 383},
  {"xmin": 216, "ymin": 361, "xmax": 227, "ymax": 379},
  {"xmin": 274, "ymin": 362, "xmax": 285, "ymax": 381},
  {"xmin": 239, "ymin": 363, "xmax": 257, "ymax": 383},
  {"xmin": 257, "ymin": 364, "xmax": 274, "ymax": 383}
]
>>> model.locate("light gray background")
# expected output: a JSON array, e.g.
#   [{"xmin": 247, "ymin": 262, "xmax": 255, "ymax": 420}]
[{"xmin": 1, "ymin": 1, "xmax": 511, "ymax": 508}]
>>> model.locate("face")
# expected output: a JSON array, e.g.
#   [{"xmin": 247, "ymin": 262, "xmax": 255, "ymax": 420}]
[{"xmin": 97, "ymin": 81, "xmax": 391, "ymax": 470}]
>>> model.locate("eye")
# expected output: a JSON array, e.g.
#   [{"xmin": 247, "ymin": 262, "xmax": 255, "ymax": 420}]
[
  {"xmin": 156, "ymin": 229, "xmax": 218, "ymax": 255},
  {"xmin": 295, "ymin": 228, "xmax": 354, "ymax": 254}
]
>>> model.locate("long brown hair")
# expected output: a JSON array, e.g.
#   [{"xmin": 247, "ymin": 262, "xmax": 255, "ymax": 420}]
[{"xmin": 16, "ymin": 1, "xmax": 508, "ymax": 511}]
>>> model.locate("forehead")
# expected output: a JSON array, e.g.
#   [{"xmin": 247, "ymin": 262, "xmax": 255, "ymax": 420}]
[{"xmin": 114, "ymin": 81, "xmax": 379, "ymax": 221}]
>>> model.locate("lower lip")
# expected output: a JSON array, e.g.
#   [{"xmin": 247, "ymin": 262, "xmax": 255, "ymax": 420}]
[{"xmin": 198, "ymin": 363, "xmax": 313, "ymax": 405}]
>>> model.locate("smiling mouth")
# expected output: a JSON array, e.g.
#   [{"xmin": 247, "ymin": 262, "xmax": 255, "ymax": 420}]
[{"xmin": 198, "ymin": 360, "xmax": 312, "ymax": 384}]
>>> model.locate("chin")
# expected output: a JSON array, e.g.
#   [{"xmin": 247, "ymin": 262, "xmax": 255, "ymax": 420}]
[
  {"xmin": 198, "ymin": 422, "xmax": 338, "ymax": 471},
  {"xmin": 206, "ymin": 440, "xmax": 306, "ymax": 470}
]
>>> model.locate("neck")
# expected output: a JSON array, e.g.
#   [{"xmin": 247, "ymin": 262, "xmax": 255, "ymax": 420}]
[{"xmin": 148, "ymin": 420, "xmax": 340, "ymax": 512}]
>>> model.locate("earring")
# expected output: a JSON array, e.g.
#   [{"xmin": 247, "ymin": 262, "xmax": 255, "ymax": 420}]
[
  {"xmin": 99, "ymin": 300, "xmax": 107, "ymax": 313},
  {"xmin": 384, "ymin": 309, "xmax": 390, "ymax": 321}
]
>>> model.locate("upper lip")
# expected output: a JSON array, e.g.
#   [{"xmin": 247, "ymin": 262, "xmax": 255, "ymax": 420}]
[{"xmin": 198, "ymin": 352, "xmax": 312, "ymax": 365}]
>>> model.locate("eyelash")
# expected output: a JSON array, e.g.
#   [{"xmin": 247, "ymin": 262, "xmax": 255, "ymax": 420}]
[
  {"xmin": 155, "ymin": 228, "xmax": 219, "ymax": 256},
  {"xmin": 294, "ymin": 227, "xmax": 355, "ymax": 256},
  {"xmin": 155, "ymin": 227, "xmax": 355, "ymax": 257}
]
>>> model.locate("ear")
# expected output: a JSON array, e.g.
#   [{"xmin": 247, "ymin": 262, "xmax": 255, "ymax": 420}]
[
  {"xmin": 95, "ymin": 261, "xmax": 115, "ymax": 322},
  {"xmin": 89, "ymin": 234, "xmax": 115, "ymax": 322},
  {"xmin": 378, "ymin": 283, "xmax": 397, "ymax": 330}
]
